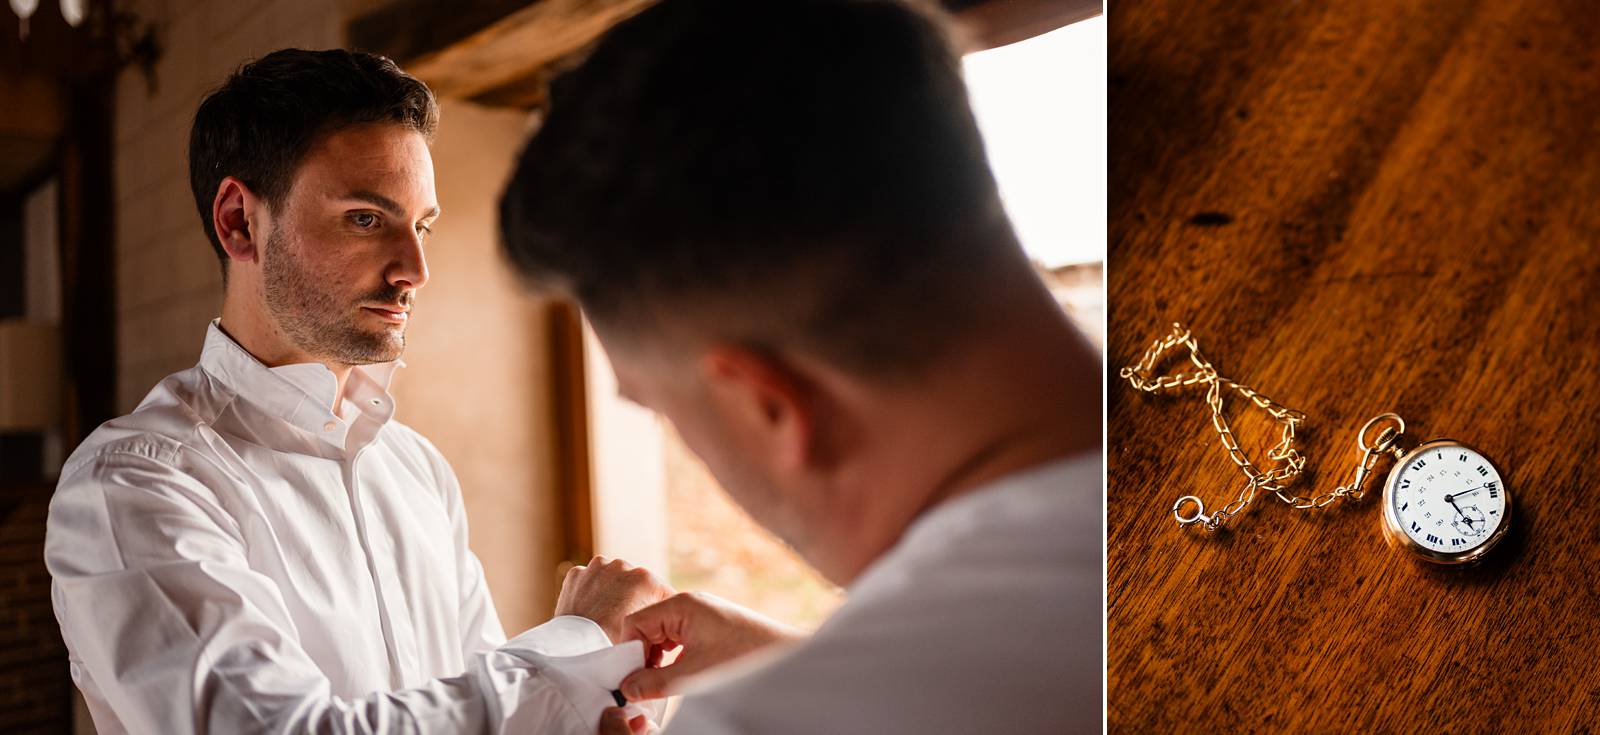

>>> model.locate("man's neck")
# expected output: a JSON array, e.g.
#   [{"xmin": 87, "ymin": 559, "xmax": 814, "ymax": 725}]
[
  {"xmin": 824, "ymin": 280, "xmax": 1100, "ymax": 585},
  {"xmin": 912, "ymin": 406, "xmax": 1094, "ymax": 524},
  {"xmin": 908, "ymin": 309, "xmax": 1097, "ymax": 527},
  {"xmin": 219, "ymin": 297, "xmax": 356, "ymax": 415}
]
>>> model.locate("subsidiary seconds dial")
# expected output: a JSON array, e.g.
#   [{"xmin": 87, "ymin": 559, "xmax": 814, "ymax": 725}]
[{"xmin": 1380, "ymin": 439, "xmax": 1511, "ymax": 564}]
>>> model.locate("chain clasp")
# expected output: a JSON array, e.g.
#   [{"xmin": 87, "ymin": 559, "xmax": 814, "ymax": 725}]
[{"xmin": 1172, "ymin": 495, "xmax": 1213, "ymax": 529}]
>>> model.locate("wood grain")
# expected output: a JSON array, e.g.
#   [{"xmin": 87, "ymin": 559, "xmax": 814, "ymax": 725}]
[{"xmin": 1107, "ymin": 1, "xmax": 1600, "ymax": 732}]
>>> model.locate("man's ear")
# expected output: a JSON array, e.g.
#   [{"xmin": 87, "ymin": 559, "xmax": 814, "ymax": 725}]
[
  {"xmin": 699, "ymin": 345, "xmax": 818, "ymax": 473},
  {"xmin": 212, "ymin": 176, "xmax": 265, "ymax": 264}
]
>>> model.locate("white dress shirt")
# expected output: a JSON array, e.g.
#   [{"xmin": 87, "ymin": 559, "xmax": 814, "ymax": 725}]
[
  {"xmin": 46, "ymin": 321, "xmax": 632, "ymax": 734},
  {"xmin": 661, "ymin": 453, "xmax": 1102, "ymax": 734}
]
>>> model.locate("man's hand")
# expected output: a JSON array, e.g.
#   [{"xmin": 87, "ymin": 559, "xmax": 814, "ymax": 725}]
[
  {"xmin": 554, "ymin": 556, "xmax": 675, "ymax": 643},
  {"xmin": 617, "ymin": 591, "xmax": 807, "ymax": 701}
]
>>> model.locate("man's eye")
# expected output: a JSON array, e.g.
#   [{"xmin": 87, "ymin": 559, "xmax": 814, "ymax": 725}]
[{"xmin": 351, "ymin": 213, "xmax": 379, "ymax": 229}]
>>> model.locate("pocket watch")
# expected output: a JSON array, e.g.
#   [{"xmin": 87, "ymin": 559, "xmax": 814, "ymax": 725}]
[
  {"xmin": 1379, "ymin": 429, "xmax": 1512, "ymax": 564},
  {"xmin": 1120, "ymin": 324, "xmax": 1514, "ymax": 564}
]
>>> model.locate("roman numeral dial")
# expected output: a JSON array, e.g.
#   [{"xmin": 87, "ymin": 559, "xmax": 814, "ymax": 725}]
[{"xmin": 1384, "ymin": 439, "xmax": 1510, "ymax": 563}]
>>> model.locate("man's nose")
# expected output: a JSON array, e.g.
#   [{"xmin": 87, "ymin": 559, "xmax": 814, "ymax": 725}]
[{"xmin": 387, "ymin": 228, "xmax": 429, "ymax": 291}]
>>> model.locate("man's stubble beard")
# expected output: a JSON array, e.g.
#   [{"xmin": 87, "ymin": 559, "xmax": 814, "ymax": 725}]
[{"xmin": 262, "ymin": 226, "xmax": 410, "ymax": 366}]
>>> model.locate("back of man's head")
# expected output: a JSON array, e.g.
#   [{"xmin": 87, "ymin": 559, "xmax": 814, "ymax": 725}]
[{"xmin": 499, "ymin": 0, "xmax": 1019, "ymax": 379}]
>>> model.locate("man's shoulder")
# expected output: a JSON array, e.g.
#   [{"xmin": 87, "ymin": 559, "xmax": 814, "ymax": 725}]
[
  {"xmin": 62, "ymin": 365, "xmax": 219, "ymax": 475},
  {"xmin": 48, "ymin": 369, "xmax": 246, "ymax": 576},
  {"xmin": 669, "ymin": 459, "xmax": 1103, "ymax": 734},
  {"xmin": 674, "ymin": 592, "xmax": 1096, "ymax": 733}
]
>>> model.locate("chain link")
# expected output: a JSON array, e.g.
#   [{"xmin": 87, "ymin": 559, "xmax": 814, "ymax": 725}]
[{"xmin": 1120, "ymin": 323, "xmax": 1405, "ymax": 531}]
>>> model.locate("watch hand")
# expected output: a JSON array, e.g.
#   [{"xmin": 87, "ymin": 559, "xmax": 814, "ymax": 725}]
[{"xmin": 1443, "ymin": 494, "xmax": 1481, "ymax": 532}]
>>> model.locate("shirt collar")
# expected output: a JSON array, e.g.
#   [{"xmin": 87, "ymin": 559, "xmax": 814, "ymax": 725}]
[
  {"xmin": 198, "ymin": 319, "xmax": 404, "ymax": 447},
  {"xmin": 849, "ymin": 450, "xmax": 1099, "ymax": 594},
  {"xmin": 903, "ymin": 451, "xmax": 1097, "ymax": 543}
]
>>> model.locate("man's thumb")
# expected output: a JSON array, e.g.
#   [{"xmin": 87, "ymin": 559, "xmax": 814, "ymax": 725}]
[{"xmin": 620, "ymin": 665, "xmax": 675, "ymax": 701}]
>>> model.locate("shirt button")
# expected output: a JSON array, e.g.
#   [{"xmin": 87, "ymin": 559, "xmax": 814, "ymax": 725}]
[{"xmin": 323, "ymin": 421, "xmax": 337, "ymax": 432}]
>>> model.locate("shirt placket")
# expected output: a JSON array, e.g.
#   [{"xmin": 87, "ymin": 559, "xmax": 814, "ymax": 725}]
[{"xmin": 340, "ymin": 418, "xmax": 423, "ymax": 688}]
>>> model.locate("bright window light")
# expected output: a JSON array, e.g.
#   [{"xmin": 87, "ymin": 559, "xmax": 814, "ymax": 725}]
[{"xmin": 963, "ymin": 16, "xmax": 1106, "ymax": 267}]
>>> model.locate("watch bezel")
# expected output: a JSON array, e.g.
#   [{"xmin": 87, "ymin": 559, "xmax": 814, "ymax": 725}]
[{"xmin": 1379, "ymin": 438, "xmax": 1512, "ymax": 565}]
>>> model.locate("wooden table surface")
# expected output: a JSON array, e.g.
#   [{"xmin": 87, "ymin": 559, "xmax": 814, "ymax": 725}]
[{"xmin": 1106, "ymin": 1, "xmax": 1600, "ymax": 732}]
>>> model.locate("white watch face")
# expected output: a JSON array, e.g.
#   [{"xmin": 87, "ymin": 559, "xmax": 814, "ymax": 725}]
[{"xmin": 1389, "ymin": 442, "xmax": 1507, "ymax": 555}]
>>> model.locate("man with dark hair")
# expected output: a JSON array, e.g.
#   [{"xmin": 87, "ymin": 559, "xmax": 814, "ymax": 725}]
[
  {"xmin": 47, "ymin": 48, "xmax": 671, "ymax": 733},
  {"xmin": 499, "ymin": 1, "xmax": 1101, "ymax": 733}
]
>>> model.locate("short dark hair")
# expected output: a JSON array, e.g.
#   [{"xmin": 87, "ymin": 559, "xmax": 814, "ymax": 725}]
[
  {"xmin": 498, "ymin": 0, "xmax": 1017, "ymax": 377},
  {"xmin": 189, "ymin": 48, "xmax": 438, "ymax": 275}
]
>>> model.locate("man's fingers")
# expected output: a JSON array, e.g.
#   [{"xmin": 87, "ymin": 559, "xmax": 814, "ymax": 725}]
[
  {"xmin": 621, "ymin": 646, "xmax": 714, "ymax": 701},
  {"xmin": 622, "ymin": 591, "xmax": 708, "ymax": 646},
  {"xmin": 619, "ymin": 602, "xmax": 670, "ymax": 645},
  {"xmin": 598, "ymin": 707, "xmax": 632, "ymax": 735},
  {"xmin": 600, "ymin": 708, "xmax": 653, "ymax": 735}
]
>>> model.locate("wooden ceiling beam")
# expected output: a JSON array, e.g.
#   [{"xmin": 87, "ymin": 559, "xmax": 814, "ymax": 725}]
[
  {"xmin": 469, "ymin": 71, "xmax": 551, "ymax": 110},
  {"xmin": 951, "ymin": 0, "xmax": 1101, "ymax": 51},
  {"xmin": 351, "ymin": 0, "xmax": 655, "ymax": 102},
  {"xmin": 348, "ymin": 0, "xmax": 1100, "ymax": 110}
]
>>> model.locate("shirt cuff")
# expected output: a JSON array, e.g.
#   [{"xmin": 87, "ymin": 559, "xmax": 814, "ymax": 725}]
[
  {"xmin": 502, "ymin": 615, "xmax": 613, "ymax": 658},
  {"xmin": 478, "ymin": 619, "xmax": 666, "ymax": 733}
]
